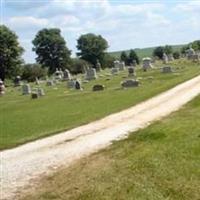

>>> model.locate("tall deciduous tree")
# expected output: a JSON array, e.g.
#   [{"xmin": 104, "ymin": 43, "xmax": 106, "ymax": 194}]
[
  {"xmin": 76, "ymin": 33, "xmax": 108, "ymax": 66},
  {"xmin": 32, "ymin": 28, "xmax": 71, "ymax": 74},
  {"xmin": 164, "ymin": 45, "xmax": 173, "ymax": 55},
  {"xmin": 128, "ymin": 49, "xmax": 139, "ymax": 65},
  {"xmin": 0, "ymin": 25, "xmax": 24, "ymax": 81},
  {"xmin": 120, "ymin": 51, "xmax": 128, "ymax": 64},
  {"xmin": 153, "ymin": 46, "xmax": 165, "ymax": 59}
]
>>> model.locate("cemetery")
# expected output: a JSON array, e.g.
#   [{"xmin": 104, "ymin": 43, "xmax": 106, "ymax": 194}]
[
  {"xmin": 0, "ymin": 58, "xmax": 199, "ymax": 150},
  {"xmin": 1, "ymin": 2, "xmax": 200, "ymax": 199}
]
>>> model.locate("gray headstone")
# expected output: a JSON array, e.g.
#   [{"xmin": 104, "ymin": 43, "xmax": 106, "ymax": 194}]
[
  {"xmin": 22, "ymin": 84, "xmax": 31, "ymax": 95},
  {"xmin": 75, "ymin": 80, "xmax": 82, "ymax": 90},
  {"xmin": 163, "ymin": 53, "xmax": 169, "ymax": 64},
  {"xmin": 96, "ymin": 60, "xmax": 102, "ymax": 72},
  {"xmin": 142, "ymin": 57, "xmax": 153, "ymax": 71},
  {"xmin": 121, "ymin": 79, "xmax": 139, "ymax": 88},
  {"xmin": 93, "ymin": 84, "xmax": 105, "ymax": 91},
  {"xmin": 0, "ymin": 79, "xmax": 5, "ymax": 95},
  {"xmin": 111, "ymin": 67, "xmax": 119, "ymax": 75},
  {"xmin": 85, "ymin": 68, "xmax": 97, "ymax": 80},
  {"xmin": 14, "ymin": 76, "xmax": 22, "ymax": 87},
  {"xmin": 162, "ymin": 66, "xmax": 173, "ymax": 73},
  {"xmin": 63, "ymin": 69, "xmax": 71, "ymax": 81},
  {"xmin": 46, "ymin": 80, "xmax": 54, "ymax": 86},
  {"xmin": 67, "ymin": 79, "xmax": 76, "ymax": 88},
  {"xmin": 128, "ymin": 67, "xmax": 136, "ymax": 77},
  {"xmin": 37, "ymin": 88, "xmax": 45, "ymax": 96}
]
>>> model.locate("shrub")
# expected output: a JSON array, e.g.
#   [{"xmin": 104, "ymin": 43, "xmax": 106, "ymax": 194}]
[{"xmin": 22, "ymin": 64, "xmax": 47, "ymax": 82}]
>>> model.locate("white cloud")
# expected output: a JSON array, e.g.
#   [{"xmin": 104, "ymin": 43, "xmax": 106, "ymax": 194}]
[{"xmin": 6, "ymin": 16, "xmax": 49, "ymax": 29}]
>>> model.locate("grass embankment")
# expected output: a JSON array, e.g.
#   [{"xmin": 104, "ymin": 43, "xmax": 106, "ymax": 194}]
[
  {"xmin": 109, "ymin": 44, "xmax": 185, "ymax": 59},
  {"xmin": 21, "ymin": 95, "xmax": 200, "ymax": 200},
  {"xmin": 0, "ymin": 59, "xmax": 199, "ymax": 149}
]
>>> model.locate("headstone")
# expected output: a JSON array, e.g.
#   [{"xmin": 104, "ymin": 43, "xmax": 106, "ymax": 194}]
[
  {"xmin": 46, "ymin": 80, "xmax": 54, "ymax": 86},
  {"xmin": 128, "ymin": 67, "xmax": 136, "ymax": 77},
  {"xmin": 0, "ymin": 79, "xmax": 5, "ymax": 95},
  {"xmin": 75, "ymin": 80, "xmax": 82, "ymax": 90},
  {"xmin": 114, "ymin": 60, "xmax": 125, "ymax": 70},
  {"xmin": 22, "ymin": 84, "xmax": 31, "ymax": 95},
  {"xmin": 118, "ymin": 61, "xmax": 125, "ymax": 71},
  {"xmin": 67, "ymin": 79, "xmax": 76, "ymax": 88},
  {"xmin": 163, "ymin": 53, "xmax": 168, "ymax": 64},
  {"xmin": 111, "ymin": 67, "xmax": 119, "ymax": 75},
  {"xmin": 114, "ymin": 60, "xmax": 120, "ymax": 68},
  {"xmin": 35, "ymin": 77, "xmax": 40, "ymax": 85},
  {"xmin": 96, "ymin": 60, "xmax": 102, "ymax": 72},
  {"xmin": 37, "ymin": 88, "xmax": 45, "ymax": 96},
  {"xmin": 186, "ymin": 46, "xmax": 195, "ymax": 60},
  {"xmin": 54, "ymin": 68, "xmax": 63, "ymax": 80},
  {"xmin": 63, "ymin": 69, "xmax": 71, "ymax": 81},
  {"xmin": 168, "ymin": 54, "xmax": 174, "ymax": 61},
  {"xmin": 132, "ymin": 60, "xmax": 137, "ymax": 67},
  {"xmin": 142, "ymin": 57, "xmax": 153, "ymax": 71},
  {"xmin": 93, "ymin": 84, "xmax": 105, "ymax": 91},
  {"xmin": 85, "ymin": 68, "xmax": 97, "ymax": 80},
  {"xmin": 192, "ymin": 54, "xmax": 200, "ymax": 62},
  {"xmin": 14, "ymin": 76, "xmax": 22, "ymax": 87},
  {"xmin": 162, "ymin": 66, "xmax": 173, "ymax": 73},
  {"xmin": 31, "ymin": 92, "xmax": 39, "ymax": 99},
  {"xmin": 121, "ymin": 79, "xmax": 139, "ymax": 88}
]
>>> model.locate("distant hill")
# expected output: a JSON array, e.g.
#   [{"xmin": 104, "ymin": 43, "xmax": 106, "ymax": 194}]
[{"xmin": 109, "ymin": 44, "xmax": 185, "ymax": 59}]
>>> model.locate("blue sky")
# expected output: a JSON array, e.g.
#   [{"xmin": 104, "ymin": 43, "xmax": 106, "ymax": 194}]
[{"xmin": 1, "ymin": 0, "xmax": 200, "ymax": 63}]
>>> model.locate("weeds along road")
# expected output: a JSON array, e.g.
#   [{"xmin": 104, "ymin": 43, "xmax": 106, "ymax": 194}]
[{"xmin": 1, "ymin": 75, "xmax": 200, "ymax": 200}]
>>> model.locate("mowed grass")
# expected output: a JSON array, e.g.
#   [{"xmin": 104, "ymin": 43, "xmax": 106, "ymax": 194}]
[
  {"xmin": 20, "ymin": 95, "xmax": 200, "ymax": 200},
  {"xmin": 0, "ymin": 59, "xmax": 199, "ymax": 149}
]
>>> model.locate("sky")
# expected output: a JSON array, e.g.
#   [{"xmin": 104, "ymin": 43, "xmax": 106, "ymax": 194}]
[{"xmin": 1, "ymin": 0, "xmax": 200, "ymax": 63}]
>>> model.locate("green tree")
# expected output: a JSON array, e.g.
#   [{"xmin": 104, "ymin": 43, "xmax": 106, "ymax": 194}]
[
  {"xmin": 153, "ymin": 46, "xmax": 164, "ymax": 59},
  {"xmin": 164, "ymin": 45, "xmax": 173, "ymax": 54},
  {"xmin": 191, "ymin": 40, "xmax": 200, "ymax": 51},
  {"xmin": 22, "ymin": 63, "xmax": 47, "ymax": 82},
  {"xmin": 101, "ymin": 53, "xmax": 116, "ymax": 69},
  {"xmin": 32, "ymin": 28, "xmax": 71, "ymax": 74},
  {"xmin": 128, "ymin": 49, "xmax": 139, "ymax": 65},
  {"xmin": 0, "ymin": 25, "xmax": 24, "ymax": 81},
  {"xmin": 69, "ymin": 58, "xmax": 91, "ymax": 74},
  {"xmin": 173, "ymin": 51, "xmax": 180, "ymax": 59},
  {"xmin": 120, "ymin": 51, "xmax": 128, "ymax": 64},
  {"xmin": 76, "ymin": 33, "xmax": 108, "ymax": 66}
]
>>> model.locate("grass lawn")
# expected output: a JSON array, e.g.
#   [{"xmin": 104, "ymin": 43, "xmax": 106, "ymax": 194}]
[
  {"xmin": 0, "ymin": 59, "xmax": 199, "ymax": 149},
  {"xmin": 20, "ymin": 95, "xmax": 200, "ymax": 200}
]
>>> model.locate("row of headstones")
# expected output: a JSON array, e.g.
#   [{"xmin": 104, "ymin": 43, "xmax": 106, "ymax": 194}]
[
  {"xmin": 186, "ymin": 47, "xmax": 200, "ymax": 61},
  {"xmin": 22, "ymin": 84, "xmax": 45, "ymax": 98}
]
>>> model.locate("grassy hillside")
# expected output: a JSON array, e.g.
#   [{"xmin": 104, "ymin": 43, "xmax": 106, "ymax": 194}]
[
  {"xmin": 109, "ymin": 44, "xmax": 185, "ymax": 59},
  {"xmin": 21, "ymin": 94, "xmax": 200, "ymax": 200},
  {"xmin": 0, "ymin": 59, "xmax": 199, "ymax": 149}
]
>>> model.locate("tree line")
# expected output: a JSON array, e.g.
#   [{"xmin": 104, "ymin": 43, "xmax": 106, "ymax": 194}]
[
  {"xmin": 0, "ymin": 25, "xmax": 112, "ymax": 81},
  {"xmin": 0, "ymin": 25, "xmax": 199, "ymax": 81}
]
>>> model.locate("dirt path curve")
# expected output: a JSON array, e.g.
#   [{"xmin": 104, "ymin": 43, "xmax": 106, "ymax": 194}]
[{"xmin": 1, "ymin": 75, "xmax": 200, "ymax": 200}]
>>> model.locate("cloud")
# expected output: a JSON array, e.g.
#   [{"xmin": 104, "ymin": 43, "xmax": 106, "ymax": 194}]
[
  {"xmin": 3, "ymin": 0, "xmax": 200, "ymax": 63},
  {"xmin": 6, "ymin": 16, "xmax": 49, "ymax": 30}
]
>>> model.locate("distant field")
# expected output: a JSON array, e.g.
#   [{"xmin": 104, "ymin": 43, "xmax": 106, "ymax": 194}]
[
  {"xmin": 0, "ymin": 59, "xmax": 199, "ymax": 149},
  {"xmin": 20, "ymin": 94, "xmax": 200, "ymax": 200},
  {"xmin": 109, "ymin": 44, "xmax": 185, "ymax": 59}
]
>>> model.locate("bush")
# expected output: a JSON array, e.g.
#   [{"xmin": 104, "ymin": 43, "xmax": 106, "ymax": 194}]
[
  {"xmin": 70, "ymin": 58, "xmax": 91, "ymax": 74},
  {"xmin": 173, "ymin": 51, "xmax": 180, "ymax": 59},
  {"xmin": 101, "ymin": 53, "xmax": 116, "ymax": 69},
  {"xmin": 22, "ymin": 64, "xmax": 47, "ymax": 82},
  {"xmin": 153, "ymin": 46, "xmax": 165, "ymax": 59}
]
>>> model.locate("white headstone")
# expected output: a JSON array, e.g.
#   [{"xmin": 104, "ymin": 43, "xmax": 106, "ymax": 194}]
[
  {"xmin": 22, "ymin": 84, "xmax": 31, "ymax": 95},
  {"xmin": 85, "ymin": 68, "xmax": 97, "ymax": 80}
]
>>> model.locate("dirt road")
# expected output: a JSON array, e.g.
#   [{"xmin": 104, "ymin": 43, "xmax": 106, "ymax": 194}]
[{"xmin": 1, "ymin": 75, "xmax": 200, "ymax": 200}]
